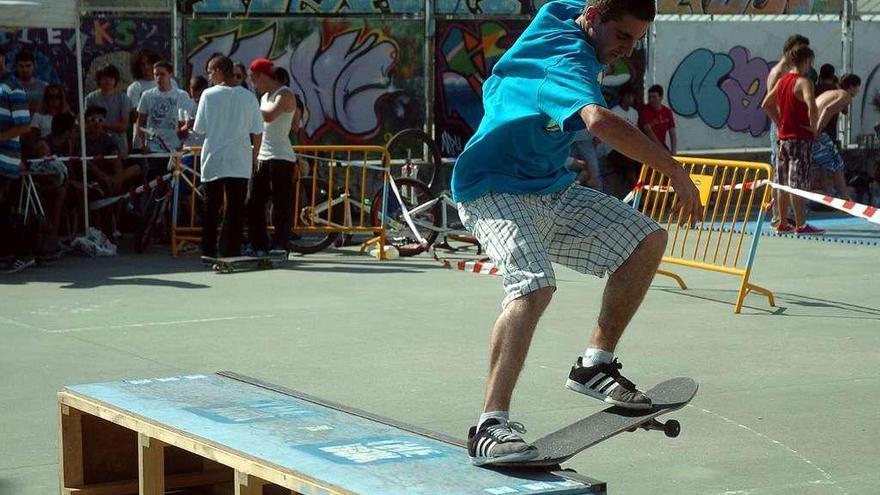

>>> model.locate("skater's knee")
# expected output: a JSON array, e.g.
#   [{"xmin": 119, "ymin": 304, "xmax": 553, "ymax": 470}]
[
  {"xmin": 516, "ymin": 286, "xmax": 555, "ymax": 310},
  {"xmin": 640, "ymin": 229, "xmax": 667, "ymax": 257}
]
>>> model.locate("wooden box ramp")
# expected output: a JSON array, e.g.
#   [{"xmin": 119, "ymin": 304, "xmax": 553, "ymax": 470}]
[{"xmin": 58, "ymin": 372, "xmax": 606, "ymax": 495}]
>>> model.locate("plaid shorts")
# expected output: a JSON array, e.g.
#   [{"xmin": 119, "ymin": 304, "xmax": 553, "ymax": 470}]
[
  {"xmin": 776, "ymin": 139, "xmax": 813, "ymax": 190},
  {"xmin": 811, "ymin": 133, "xmax": 845, "ymax": 173},
  {"xmin": 457, "ymin": 184, "xmax": 661, "ymax": 308}
]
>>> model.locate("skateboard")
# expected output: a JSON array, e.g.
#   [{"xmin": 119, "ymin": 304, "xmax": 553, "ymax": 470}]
[
  {"xmin": 201, "ymin": 253, "xmax": 288, "ymax": 273},
  {"xmin": 491, "ymin": 377, "xmax": 698, "ymax": 469}
]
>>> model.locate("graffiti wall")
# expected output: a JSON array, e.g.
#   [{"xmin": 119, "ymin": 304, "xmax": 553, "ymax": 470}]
[
  {"xmin": 652, "ymin": 21, "xmax": 841, "ymax": 150},
  {"xmin": 186, "ymin": 0, "xmax": 552, "ymax": 14},
  {"xmin": 657, "ymin": 0, "xmax": 843, "ymax": 15},
  {"xmin": 853, "ymin": 21, "xmax": 880, "ymax": 141},
  {"xmin": 0, "ymin": 17, "xmax": 172, "ymax": 110},
  {"xmin": 435, "ymin": 18, "xmax": 646, "ymax": 157},
  {"xmin": 185, "ymin": 18, "xmax": 424, "ymax": 145}
]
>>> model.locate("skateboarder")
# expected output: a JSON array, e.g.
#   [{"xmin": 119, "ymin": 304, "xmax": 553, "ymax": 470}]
[{"xmin": 453, "ymin": 0, "xmax": 702, "ymax": 465}]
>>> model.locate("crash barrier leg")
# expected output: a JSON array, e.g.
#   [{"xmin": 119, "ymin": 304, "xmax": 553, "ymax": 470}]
[{"xmin": 632, "ymin": 157, "xmax": 775, "ymax": 314}]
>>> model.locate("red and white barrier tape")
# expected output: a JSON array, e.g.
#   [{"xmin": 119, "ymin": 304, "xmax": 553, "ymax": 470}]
[
  {"xmin": 88, "ymin": 172, "xmax": 173, "ymax": 210},
  {"xmin": 441, "ymin": 257, "xmax": 501, "ymax": 275},
  {"xmin": 770, "ymin": 182, "xmax": 880, "ymax": 225}
]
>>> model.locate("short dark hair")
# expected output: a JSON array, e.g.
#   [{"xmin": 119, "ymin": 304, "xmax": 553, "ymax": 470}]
[
  {"xmin": 783, "ymin": 34, "xmax": 810, "ymax": 55},
  {"xmin": 208, "ymin": 55, "xmax": 234, "ymax": 78},
  {"xmin": 51, "ymin": 112, "xmax": 76, "ymax": 136},
  {"xmin": 272, "ymin": 66, "xmax": 290, "ymax": 86},
  {"xmin": 789, "ymin": 45, "xmax": 814, "ymax": 67},
  {"xmin": 840, "ymin": 73, "xmax": 861, "ymax": 89},
  {"xmin": 648, "ymin": 84, "xmax": 663, "ymax": 98},
  {"xmin": 819, "ymin": 64, "xmax": 835, "ymax": 79},
  {"xmin": 189, "ymin": 75, "xmax": 209, "ymax": 93},
  {"xmin": 130, "ymin": 49, "xmax": 161, "ymax": 80},
  {"xmin": 96, "ymin": 64, "xmax": 120, "ymax": 84},
  {"xmin": 15, "ymin": 51, "xmax": 35, "ymax": 64},
  {"xmin": 84, "ymin": 105, "xmax": 107, "ymax": 118},
  {"xmin": 590, "ymin": 0, "xmax": 655, "ymax": 22},
  {"xmin": 152, "ymin": 61, "xmax": 173, "ymax": 74}
]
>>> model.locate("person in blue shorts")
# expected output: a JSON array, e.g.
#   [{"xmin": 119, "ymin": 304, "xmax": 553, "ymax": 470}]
[{"xmin": 455, "ymin": 0, "xmax": 703, "ymax": 466}]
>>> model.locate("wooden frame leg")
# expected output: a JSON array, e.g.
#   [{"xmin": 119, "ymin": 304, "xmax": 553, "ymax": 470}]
[
  {"xmin": 235, "ymin": 471, "xmax": 266, "ymax": 495},
  {"xmin": 59, "ymin": 404, "xmax": 84, "ymax": 492},
  {"xmin": 138, "ymin": 433, "xmax": 165, "ymax": 495}
]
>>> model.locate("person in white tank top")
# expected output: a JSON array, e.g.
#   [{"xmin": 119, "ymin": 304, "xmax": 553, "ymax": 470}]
[{"xmin": 247, "ymin": 59, "xmax": 302, "ymax": 254}]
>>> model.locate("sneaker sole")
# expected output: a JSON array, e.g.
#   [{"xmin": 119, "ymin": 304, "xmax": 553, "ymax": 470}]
[
  {"xmin": 565, "ymin": 379, "xmax": 653, "ymax": 410},
  {"xmin": 469, "ymin": 446, "xmax": 538, "ymax": 466}
]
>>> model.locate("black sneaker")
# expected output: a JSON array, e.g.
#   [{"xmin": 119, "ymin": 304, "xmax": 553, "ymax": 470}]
[
  {"xmin": 467, "ymin": 418, "xmax": 538, "ymax": 466},
  {"xmin": 566, "ymin": 357, "xmax": 652, "ymax": 409}
]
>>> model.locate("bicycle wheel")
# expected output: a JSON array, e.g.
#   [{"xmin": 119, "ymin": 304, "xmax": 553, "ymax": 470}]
[
  {"xmin": 385, "ymin": 128, "xmax": 442, "ymax": 191},
  {"xmin": 371, "ymin": 178, "xmax": 440, "ymax": 256},
  {"xmin": 289, "ymin": 176, "xmax": 342, "ymax": 254},
  {"xmin": 134, "ymin": 192, "xmax": 163, "ymax": 254}
]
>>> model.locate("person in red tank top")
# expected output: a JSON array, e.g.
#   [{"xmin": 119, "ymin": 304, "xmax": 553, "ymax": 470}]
[{"xmin": 761, "ymin": 45, "xmax": 824, "ymax": 235}]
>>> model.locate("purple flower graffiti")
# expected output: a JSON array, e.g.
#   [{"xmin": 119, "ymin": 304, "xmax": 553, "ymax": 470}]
[{"xmin": 720, "ymin": 46, "xmax": 771, "ymax": 137}]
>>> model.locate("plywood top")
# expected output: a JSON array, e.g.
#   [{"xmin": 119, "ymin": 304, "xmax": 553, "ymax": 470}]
[{"xmin": 63, "ymin": 373, "xmax": 598, "ymax": 495}]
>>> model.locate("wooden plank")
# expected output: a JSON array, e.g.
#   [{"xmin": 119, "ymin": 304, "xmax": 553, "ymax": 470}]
[
  {"xmin": 62, "ymin": 469, "xmax": 233, "ymax": 495},
  {"xmin": 59, "ymin": 403, "xmax": 84, "ymax": 490},
  {"xmin": 138, "ymin": 434, "xmax": 165, "ymax": 495},
  {"xmin": 58, "ymin": 392, "xmax": 346, "ymax": 495},
  {"xmin": 235, "ymin": 471, "xmax": 266, "ymax": 495}
]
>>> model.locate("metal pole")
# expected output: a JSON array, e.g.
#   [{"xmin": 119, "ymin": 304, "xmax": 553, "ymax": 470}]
[
  {"xmin": 172, "ymin": 0, "xmax": 180, "ymax": 77},
  {"xmin": 841, "ymin": 0, "xmax": 854, "ymax": 145},
  {"xmin": 424, "ymin": 0, "xmax": 435, "ymax": 140},
  {"xmin": 75, "ymin": 20, "xmax": 89, "ymax": 232}
]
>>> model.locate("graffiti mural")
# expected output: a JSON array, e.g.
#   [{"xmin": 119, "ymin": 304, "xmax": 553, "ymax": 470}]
[
  {"xmin": 185, "ymin": 18, "xmax": 424, "ymax": 145},
  {"xmin": 658, "ymin": 0, "xmax": 843, "ymax": 15},
  {"xmin": 188, "ymin": 0, "xmax": 421, "ymax": 14},
  {"xmin": 434, "ymin": 19, "xmax": 646, "ymax": 157},
  {"xmin": 669, "ymin": 46, "xmax": 770, "ymax": 137},
  {"xmin": 853, "ymin": 21, "xmax": 880, "ymax": 141},
  {"xmin": 0, "ymin": 17, "xmax": 172, "ymax": 111},
  {"xmin": 653, "ymin": 21, "xmax": 841, "ymax": 150},
  {"xmin": 186, "ymin": 0, "xmax": 555, "ymax": 14}
]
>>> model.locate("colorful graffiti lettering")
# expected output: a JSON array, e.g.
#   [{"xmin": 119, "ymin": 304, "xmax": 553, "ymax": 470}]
[
  {"xmin": 669, "ymin": 46, "xmax": 771, "ymax": 137},
  {"xmin": 658, "ymin": 0, "xmax": 842, "ymax": 15},
  {"xmin": 434, "ymin": 19, "xmax": 526, "ymax": 156},
  {"xmin": 187, "ymin": 0, "xmax": 552, "ymax": 14},
  {"xmin": 186, "ymin": 19, "xmax": 424, "ymax": 144},
  {"xmin": 0, "ymin": 17, "xmax": 172, "ymax": 110}
]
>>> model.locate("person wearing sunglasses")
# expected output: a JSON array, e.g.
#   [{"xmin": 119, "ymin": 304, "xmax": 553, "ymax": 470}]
[{"xmin": 30, "ymin": 84, "xmax": 72, "ymax": 139}]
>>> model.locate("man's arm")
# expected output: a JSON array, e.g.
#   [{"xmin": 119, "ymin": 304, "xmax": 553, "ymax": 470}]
[
  {"xmin": 0, "ymin": 124, "xmax": 30, "ymax": 141},
  {"xmin": 582, "ymin": 105, "xmax": 702, "ymax": 221},
  {"xmin": 134, "ymin": 113, "xmax": 148, "ymax": 151},
  {"xmin": 669, "ymin": 127, "xmax": 677, "ymax": 155},
  {"xmin": 641, "ymin": 122, "xmax": 663, "ymax": 146},
  {"xmin": 250, "ymin": 133, "xmax": 262, "ymax": 169},
  {"xmin": 761, "ymin": 83, "xmax": 781, "ymax": 127},
  {"xmin": 799, "ymin": 79, "xmax": 819, "ymax": 135},
  {"xmin": 261, "ymin": 91, "xmax": 294, "ymax": 123}
]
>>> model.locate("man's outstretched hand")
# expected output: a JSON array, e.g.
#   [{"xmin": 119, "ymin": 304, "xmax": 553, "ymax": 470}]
[{"xmin": 668, "ymin": 172, "xmax": 703, "ymax": 226}]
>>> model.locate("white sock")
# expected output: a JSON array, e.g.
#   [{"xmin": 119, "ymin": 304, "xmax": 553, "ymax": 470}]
[
  {"xmin": 478, "ymin": 411, "xmax": 509, "ymax": 429},
  {"xmin": 582, "ymin": 348, "xmax": 614, "ymax": 366}
]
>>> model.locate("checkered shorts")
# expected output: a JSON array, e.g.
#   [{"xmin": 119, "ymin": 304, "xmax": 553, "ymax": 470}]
[
  {"xmin": 457, "ymin": 184, "xmax": 661, "ymax": 308},
  {"xmin": 776, "ymin": 139, "xmax": 813, "ymax": 190}
]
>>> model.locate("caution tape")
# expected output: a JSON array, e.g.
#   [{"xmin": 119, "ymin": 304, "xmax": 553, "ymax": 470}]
[{"xmin": 770, "ymin": 183, "xmax": 880, "ymax": 225}]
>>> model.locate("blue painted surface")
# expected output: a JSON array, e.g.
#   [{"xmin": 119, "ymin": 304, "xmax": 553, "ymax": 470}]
[
  {"xmin": 707, "ymin": 214, "xmax": 880, "ymax": 246},
  {"xmin": 66, "ymin": 374, "xmax": 596, "ymax": 495}
]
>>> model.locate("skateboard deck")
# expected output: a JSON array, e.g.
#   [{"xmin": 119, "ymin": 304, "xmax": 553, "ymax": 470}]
[
  {"xmin": 202, "ymin": 254, "xmax": 287, "ymax": 273},
  {"xmin": 494, "ymin": 377, "xmax": 698, "ymax": 469}
]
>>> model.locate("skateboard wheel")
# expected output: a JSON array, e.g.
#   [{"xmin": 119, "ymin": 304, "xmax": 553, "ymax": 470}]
[{"xmin": 664, "ymin": 419, "xmax": 680, "ymax": 438}]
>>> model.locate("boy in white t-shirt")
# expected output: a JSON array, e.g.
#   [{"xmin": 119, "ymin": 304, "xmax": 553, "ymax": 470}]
[{"xmin": 193, "ymin": 55, "xmax": 263, "ymax": 258}]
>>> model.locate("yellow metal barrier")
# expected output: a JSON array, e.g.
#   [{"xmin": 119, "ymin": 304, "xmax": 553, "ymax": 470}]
[
  {"xmin": 170, "ymin": 145, "xmax": 390, "ymax": 258},
  {"xmin": 633, "ymin": 157, "xmax": 775, "ymax": 313}
]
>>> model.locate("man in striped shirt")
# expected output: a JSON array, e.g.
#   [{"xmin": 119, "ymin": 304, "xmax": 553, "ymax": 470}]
[{"xmin": 1, "ymin": 80, "xmax": 36, "ymax": 272}]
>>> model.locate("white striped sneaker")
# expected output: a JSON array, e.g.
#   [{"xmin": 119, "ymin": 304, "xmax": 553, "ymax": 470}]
[
  {"xmin": 566, "ymin": 357, "xmax": 652, "ymax": 410},
  {"xmin": 467, "ymin": 418, "xmax": 537, "ymax": 466}
]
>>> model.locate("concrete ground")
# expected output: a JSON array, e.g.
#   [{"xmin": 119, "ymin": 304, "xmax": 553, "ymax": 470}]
[{"xmin": 1, "ymin": 233, "xmax": 878, "ymax": 494}]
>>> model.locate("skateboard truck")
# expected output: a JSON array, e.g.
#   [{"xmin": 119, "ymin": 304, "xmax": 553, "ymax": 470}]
[{"xmin": 629, "ymin": 417, "xmax": 681, "ymax": 438}]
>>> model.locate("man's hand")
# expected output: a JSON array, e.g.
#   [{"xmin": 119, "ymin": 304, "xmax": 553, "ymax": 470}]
[{"xmin": 668, "ymin": 170, "xmax": 703, "ymax": 226}]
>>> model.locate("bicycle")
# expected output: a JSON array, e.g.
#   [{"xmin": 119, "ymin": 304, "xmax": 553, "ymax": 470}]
[{"xmin": 289, "ymin": 155, "xmax": 435, "ymax": 255}]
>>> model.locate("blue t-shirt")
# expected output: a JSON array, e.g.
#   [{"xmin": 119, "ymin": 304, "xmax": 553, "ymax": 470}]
[{"xmin": 451, "ymin": 0, "xmax": 607, "ymax": 203}]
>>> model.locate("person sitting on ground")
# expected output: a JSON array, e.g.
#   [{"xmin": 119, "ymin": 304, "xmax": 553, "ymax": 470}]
[
  {"xmin": 761, "ymin": 44, "xmax": 824, "ymax": 235},
  {"xmin": 85, "ymin": 64, "xmax": 131, "ymax": 156},
  {"xmin": 812, "ymin": 74, "xmax": 861, "ymax": 202},
  {"xmin": 77, "ymin": 105, "xmax": 141, "ymax": 197},
  {"xmin": 30, "ymin": 84, "xmax": 73, "ymax": 139}
]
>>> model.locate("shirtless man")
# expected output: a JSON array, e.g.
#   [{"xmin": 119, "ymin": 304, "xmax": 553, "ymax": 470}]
[{"xmin": 812, "ymin": 74, "xmax": 861, "ymax": 200}]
